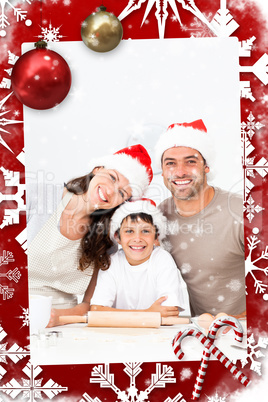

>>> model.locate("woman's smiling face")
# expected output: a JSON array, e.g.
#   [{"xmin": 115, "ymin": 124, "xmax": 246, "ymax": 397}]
[{"xmin": 88, "ymin": 167, "xmax": 132, "ymax": 210}]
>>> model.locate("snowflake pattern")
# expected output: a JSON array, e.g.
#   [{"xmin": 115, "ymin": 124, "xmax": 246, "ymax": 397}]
[
  {"xmin": 80, "ymin": 363, "xmax": 186, "ymax": 402},
  {"xmin": 243, "ymin": 195, "xmax": 264, "ymax": 223},
  {"xmin": 0, "ymin": 0, "xmax": 32, "ymax": 38},
  {"xmin": 239, "ymin": 36, "xmax": 256, "ymax": 58},
  {"xmin": 0, "ymin": 250, "xmax": 14, "ymax": 266},
  {"xmin": 246, "ymin": 229, "xmax": 268, "ymax": 294},
  {"xmin": 37, "ymin": 22, "xmax": 65, "ymax": 42},
  {"xmin": 209, "ymin": 0, "xmax": 239, "ymax": 37},
  {"xmin": 180, "ymin": 367, "xmax": 192, "ymax": 381},
  {"xmin": 241, "ymin": 111, "xmax": 265, "ymax": 140},
  {"xmin": 238, "ymin": 334, "xmax": 268, "ymax": 376},
  {"xmin": 226, "ymin": 279, "xmax": 243, "ymax": 292},
  {"xmin": 206, "ymin": 392, "xmax": 226, "ymax": 402},
  {"xmin": 0, "ymin": 92, "xmax": 23, "ymax": 154},
  {"xmin": 15, "ymin": 227, "xmax": 28, "ymax": 253},
  {"xmin": 0, "ymin": 361, "xmax": 68, "ymax": 400},
  {"xmin": 241, "ymin": 111, "xmax": 267, "ymax": 201},
  {"xmin": 0, "ymin": 250, "xmax": 21, "ymax": 300},
  {"xmin": 0, "ymin": 50, "xmax": 19, "ymax": 89},
  {"xmin": 181, "ymin": 12, "xmax": 214, "ymax": 37},
  {"xmin": 0, "ymin": 1, "xmax": 267, "ymax": 401},
  {"xmin": 239, "ymin": 34, "xmax": 256, "ymax": 101},
  {"xmin": 240, "ymin": 53, "xmax": 268, "ymax": 86},
  {"xmin": 0, "ymin": 325, "xmax": 29, "ymax": 380},
  {"xmin": 119, "ymin": 0, "xmax": 218, "ymax": 39},
  {"xmin": 17, "ymin": 306, "xmax": 30, "ymax": 328},
  {"xmin": 239, "ymin": 34, "xmax": 268, "ymax": 102},
  {"xmin": 0, "ymin": 167, "xmax": 26, "ymax": 229}
]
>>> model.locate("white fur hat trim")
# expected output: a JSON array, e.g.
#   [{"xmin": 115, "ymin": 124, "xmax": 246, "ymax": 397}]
[
  {"xmin": 88, "ymin": 153, "xmax": 150, "ymax": 198},
  {"xmin": 110, "ymin": 199, "xmax": 167, "ymax": 241},
  {"xmin": 155, "ymin": 125, "xmax": 215, "ymax": 170}
]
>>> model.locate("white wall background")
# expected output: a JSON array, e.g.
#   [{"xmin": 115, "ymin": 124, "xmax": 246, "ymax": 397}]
[{"xmin": 23, "ymin": 38, "xmax": 242, "ymax": 204}]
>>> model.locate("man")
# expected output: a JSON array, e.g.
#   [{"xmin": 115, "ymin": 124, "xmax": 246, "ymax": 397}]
[{"xmin": 155, "ymin": 119, "xmax": 246, "ymax": 318}]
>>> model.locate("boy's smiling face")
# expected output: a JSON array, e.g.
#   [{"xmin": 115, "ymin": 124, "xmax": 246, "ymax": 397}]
[{"xmin": 116, "ymin": 216, "xmax": 158, "ymax": 266}]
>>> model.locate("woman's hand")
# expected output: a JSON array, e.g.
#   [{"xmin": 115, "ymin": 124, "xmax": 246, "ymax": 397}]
[
  {"xmin": 46, "ymin": 302, "xmax": 91, "ymax": 328},
  {"xmin": 147, "ymin": 296, "xmax": 179, "ymax": 318},
  {"xmin": 47, "ymin": 308, "xmax": 60, "ymax": 328}
]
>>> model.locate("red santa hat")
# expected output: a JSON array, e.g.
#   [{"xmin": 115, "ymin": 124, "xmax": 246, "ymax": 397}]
[
  {"xmin": 89, "ymin": 144, "xmax": 153, "ymax": 198},
  {"xmin": 154, "ymin": 119, "xmax": 214, "ymax": 171},
  {"xmin": 110, "ymin": 198, "xmax": 167, "ymax": 241}
]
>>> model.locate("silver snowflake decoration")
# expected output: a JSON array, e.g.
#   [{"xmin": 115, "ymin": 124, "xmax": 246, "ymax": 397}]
[
  {"xmin": 0, "ymin": 0, "xmax": 32, "ymax": 38},
  {"xmin": 0, "ymin": 361, "xmax": 68, "ymax": 400},
  {"xmin": 238, "ymin": 334, "xmax": 268, "ymax": 376},
  {"xmin": 243, "ymin": 195, "xmax": 264, "ymax": 223},
  {"xmin": 37, "ymin": 22, "xmax": 65, "ymax": 42},
  {"xmin": 246, "ymin": 229, "xmax": 268, "ymax": 294},
  {"xmin": 81, "ymin": 362, "xmax": 185, "ymax": 402}
]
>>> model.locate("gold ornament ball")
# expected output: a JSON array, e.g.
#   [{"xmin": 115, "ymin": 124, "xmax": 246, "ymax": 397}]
[{"xmin": 81, "ymin": 6, "xmax": 123, "ymax": 53}]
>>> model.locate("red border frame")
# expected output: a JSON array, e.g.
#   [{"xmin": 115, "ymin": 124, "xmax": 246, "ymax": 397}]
[{"xmin": 0, "ymin": 0, "xmax": 267, "ymax": 400}]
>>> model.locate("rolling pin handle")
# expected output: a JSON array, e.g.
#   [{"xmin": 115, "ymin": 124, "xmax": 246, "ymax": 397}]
[{"xmin": 58, "ymin": 315, "xmax": 87, "ymax": 325}]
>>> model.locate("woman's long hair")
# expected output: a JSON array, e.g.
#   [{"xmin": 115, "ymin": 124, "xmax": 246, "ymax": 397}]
[{"xmin": 66, "ymin": 171, "xmax": 118, "ymax": 272}]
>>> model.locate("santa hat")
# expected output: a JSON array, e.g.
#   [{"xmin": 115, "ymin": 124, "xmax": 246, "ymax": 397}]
[
  {"xmin": 88, "ymin": 144, "xmax": 153, "ymax": 198},
  {"xmin": 154, "ymin": 119, "xmax": 214, "ymax": 171},
  {"xmin": 110, "ymin": 198, "xmax": 167, "ymax": 241}
]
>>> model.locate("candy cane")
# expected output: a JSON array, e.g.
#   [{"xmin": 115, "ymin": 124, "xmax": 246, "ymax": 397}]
[
  {"xmin": 192, "ymin": 316, "xmax": 244, "ymax": 400},
  {"xmin": 172, "ymin": 328, "xmax": 250, "ymax": 389}
]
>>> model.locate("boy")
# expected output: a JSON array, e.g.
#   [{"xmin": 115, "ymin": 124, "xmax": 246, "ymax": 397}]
[{"xmin": 90, "ymin": 198, "xmax": 186, "ymax": 317}]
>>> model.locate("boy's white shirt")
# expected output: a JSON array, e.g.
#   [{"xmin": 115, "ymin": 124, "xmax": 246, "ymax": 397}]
[{"xmin": 91, "ymin": 247, "xmax": 185, "ymax": 311}]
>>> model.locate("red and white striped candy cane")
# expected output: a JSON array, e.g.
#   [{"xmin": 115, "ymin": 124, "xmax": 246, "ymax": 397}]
[
  {"xmin": 172, "ymin": 327, "xmax": 250, "ymax": 391},
  {"xmin": 192, "ymin": 316, "xmax": 244, "ymax": 400}
]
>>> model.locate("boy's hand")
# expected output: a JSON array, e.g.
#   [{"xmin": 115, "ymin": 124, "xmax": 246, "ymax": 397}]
[{"xmin": 147, "ymin": 296, "xmax": 179, "ymax": 318}]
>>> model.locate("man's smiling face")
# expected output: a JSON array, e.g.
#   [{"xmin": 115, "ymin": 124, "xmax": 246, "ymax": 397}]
[{"xmin": 161, "ymin": 146, "xmax": 210, "ymax": 200}]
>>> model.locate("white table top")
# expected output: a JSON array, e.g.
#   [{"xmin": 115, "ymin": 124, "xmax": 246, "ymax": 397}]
[{"xmin": 30, "ymin": 320, "xmax": 247, "ymax": 366}]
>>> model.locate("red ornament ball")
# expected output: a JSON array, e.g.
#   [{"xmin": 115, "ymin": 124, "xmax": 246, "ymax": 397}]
[{"xmin": 11, "ymin": 41, "xmax": 72, "ymax": 110}]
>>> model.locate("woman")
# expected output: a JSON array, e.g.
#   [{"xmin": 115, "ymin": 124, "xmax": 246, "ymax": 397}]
[{"xmin": 27, "ymin": 144, "xmax": 153, "ymax": 323}]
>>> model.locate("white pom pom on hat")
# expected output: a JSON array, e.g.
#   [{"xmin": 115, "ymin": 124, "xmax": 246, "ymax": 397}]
[
  {"xmin": 154, "ymin": 119, "xmax": 215, "ymax": 173},
  {"xmin": 110, "ymin": 198, "xmax": 167, "ymax": 241},
  {"xmin": 88, "ymin": 144, "xmax": 153, "ymax": 198}
]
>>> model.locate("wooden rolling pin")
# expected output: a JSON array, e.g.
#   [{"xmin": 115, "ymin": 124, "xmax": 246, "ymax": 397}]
[{"xmin": 58, "ymin": 311, "xmax": 190, "ymax": 328}]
